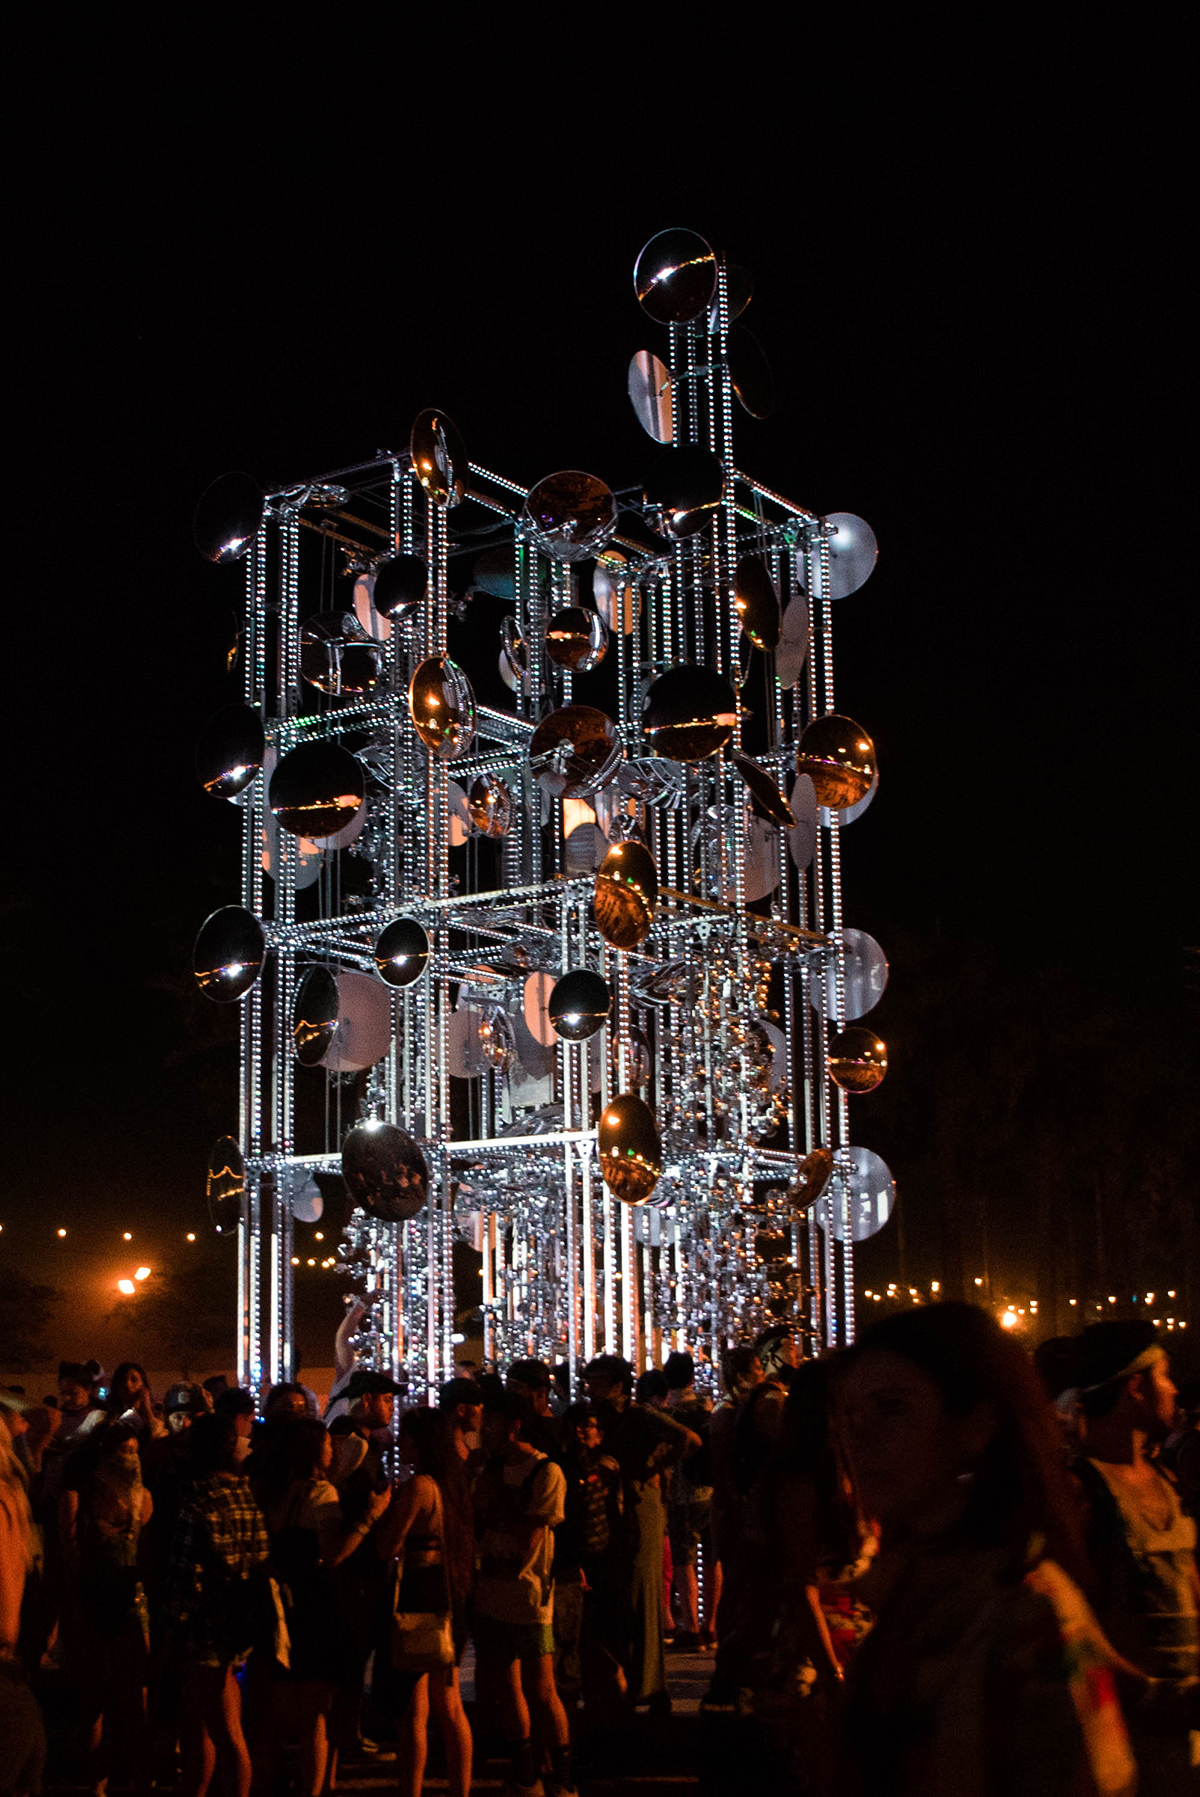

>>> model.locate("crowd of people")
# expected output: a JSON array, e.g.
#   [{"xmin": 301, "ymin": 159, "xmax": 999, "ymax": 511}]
[{"xmin": 1, "ymin": 1304, "xmax": 1197, "ymax": 1796}]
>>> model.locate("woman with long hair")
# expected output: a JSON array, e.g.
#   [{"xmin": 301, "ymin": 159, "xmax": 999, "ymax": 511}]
[
  {"xmin": 374, "ymin": 1407, "xmax": 474, "ymax": 1797},
  {"xmin": 251, "ymin": 1415, "xmax": 385, "ymax": 1797},
  {"xmin": 59, "ymin": 1422, "xmax": 154, "ymax": 1797},
  {"xmin": 835, "ymin": 1302, "xmax": 1136, "ymax": 1796},
  {"xmin": 106, "ymin": 1364, "xmax": 166, "ymax": 1444}
]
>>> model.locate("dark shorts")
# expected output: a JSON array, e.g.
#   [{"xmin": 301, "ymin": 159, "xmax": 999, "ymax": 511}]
[
  {"xmin": 473, "ymin": 1609, "xmax": 555, "ymax": 1665},
  {"xmin": 668, "ymin": 1498, "xmax": 712, "ymax": 1568}
]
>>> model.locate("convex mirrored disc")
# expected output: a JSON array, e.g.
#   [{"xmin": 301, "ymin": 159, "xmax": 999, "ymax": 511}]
[
  {"xmin": 196, "ymin": 705, "xmax": 265, "ymax": 799},
  {"xmin": 628, "ymin": 351, "xmax": 674, "ymax": 443},
  {"xmin": 293, "ymin": 967, "xmax": 392, "ymax": 1071},
  {"xmin": 207, "ymin": 1136, "xmax": 246, "ymax": 1234},
  {"xmin": 734, "ymin": 556, "xmax": 781, "ymax": 651},
  {"xmin": 269, "ymin": 741, "xmax": 365, "ymax": 841},
  {"xmin": 524, "ymin": 472, "xmax": 618, "ymax": 562},
  {"xmin": 644, "ymin": 447, "xmax": 724, "ymax": 537},
  {"xmin": 599, "ymin": 1092, "xmax": 663, "ymax": 1203},
  {"xmin": 545, "ymin": 606, "xmax": 608, "ymax": 672},
  {"xmin": 193, "ymin": 907, "xmax": 265, "ymax": 1002},
  {"xmin": 829, "ymin": 1146, "xmax": 895, "ymax": 1243},
  {"xmin": 342, "ymin": 1120, "xmax": 429, "ymax": 1221},
  {"xmin": 471, "ymin": 544, "xmax": 516, "ymax": 601},
  {"xmin": 828, "ymin": 1026, "xmax": 887, "ymax": 1093},
  {"xmin": 410, "ymin": 408, "xmax": 467, "ymax": 507},
  {"xmin": 732, "ymin": 751, "xmax": 795, "ymax": 826},
  {"xmin": 300, "ymin": 612, "xmax": 384, "ymax": 695},
  {"xmin": 643, "ymin": 665, "xmax": 738, "ymax": 761},
  {"xmin": 821, "ymin": 768, "xmax": 878, "ymax": 828},
  {"xmin": 548, "ymin": 968, "xmax": 611, "ymax": 1041},
  {"xmin": 409, "ymin": 656, "xmax": 476, "ymax": 760},
  {"xmin": 776, "ymin": 593, "xmax": 810, "ymax": 689},
  {"xmin": 634, "ymin": 228, "xmax": 717, "ymax": 324},
  {"xmin": 374, "ymin": 917, "xmax": 430, "ymax": 987},
  {"xmin": 290, "ymin": 1176, "xmax": 323, "ymax": 1224},
  {"xmin": 468, "ymin": 773, "xmax": 512, "ymax": 837},
  {"xmin": 373, "ymin": 553, "xmax": 428, "ymax": 620},
  {"xmin": 809, "ymin": 929, "xmax": 889, "ymax": 1021},
  {"xmin": 820, "ymin": 513, "xmax": 878, "ymax": 599},
  {"xmin": 595, "ymin": 838, "xmax": 658, "ymax": 949},
  {"xmin": 795, "ymin": 715, "xmax": 876, "ymax": 810},
  {"xmin": 790, "ymin": 1146, "xmax": 833, "ymax": 1211},
  {"xmin": 788, "ymin": 774, "xmax": 818, "ymax": 869},
  {"xmin": 195, "ymin": 472, "xmax": 264, "ymax": 564},
  {"xmin": 727, "ymin": 325, "xmax": 774, "ymax": 418},
  {"xmin": 530, "ymin": 705, "xmax": 622, "ymax": 798},
  {"xmin": 522, "ymin": 971, "xmax": 557, "ymax": 1048}
]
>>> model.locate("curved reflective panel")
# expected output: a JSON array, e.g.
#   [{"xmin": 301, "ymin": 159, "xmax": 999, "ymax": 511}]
[
  {"xmin": 194, "ymin": 472, "xmax": 264, "ymax": 565},
  {"xmin": 524, "ymin": 471, "xmax": 618, "ymax": 563},
  {"xmin": 592, "ymin": 550, "xmax": 640, "ymax": 635},
  {"xmin": 374, "ymin": 916, "xmax": 430, "ymax": 988},
  {"xmin": 614, "ymin": 509, "xmax": 671, "ymax": 556},
  {"xmin": 299, "ymin": 612, "xmax": 384, "ymax": 696},
  {"xmin": 446, "ymin": 780, "xmax": 470, "ymax": 847},
  {"xmin": 828, "ymin": 1026, "xmax": 888, "ymax": 1094},
  {"xmin": 809, "ymin": 928, "xmax": 889, "ymax": 1021},
  {"xmin": 513, "ymin": 1008, "xmax": 556, "ymax": 1080},
  {"xmin": 731, "ymin": 750, "xmax": 795, "ymax": 826},
  {"xmin": 352, "ymin": 570, "xmax": 392, "ymax": 643},
  {"xmin": 743, "ymin": 813, "xmax": 780, "ymax": 903},
  {"xmin": 478, "ymin": 1008, "xmax": 517, "ymax": 1074},
  {"xmin": 207, "ymin": 1136, "xmax": 246, "ymax": 1235},
  {"xmin": 269, "ymin": 741, "xmax": 365, "ymax": 841},
  {"xmin": 193, "ymin": 906, "xmax": 265, "ymax": 1002},
  {"xmin": 529, "ymin": 705, "xmax": 622, "ymax": 799},
  {"xmin": 594, "ymin": 838, "xmax": 658, "ymax": 950},
  {"xmin": 471, "ymin": 544, "xmax": 516, "ymax": 601},
  {"xmin": 564, "ymin": 821, "xmax": 608, "ymax": 877},
  {"xmin": 727, "ymin": 324, "xmax": 774, "ymax": 418},
  {"xmin": 196, "ymin": 705, "xmax": 265, "ymax": 799},
  {"xmin": 794, "ymin": 715, "xmax": 876, "ymax": 811},
  {"xmin": 292, "ymin": 968, "xmax": 391, "ymax": 1072},
  {"xmin": 448, "ymin": 1004, "xmax": 489, "ymax": 1077},
  {"xmin": 822, "ymin": 513, "xmax": 878, "ymax": 599},
  {"xmin": 708, "ymin": 264, "xmax": 754, "ymax": 331},
  {"xmin": 821, "ymin": 767, "xmax": 878, "ymax": 829},
  {"xmin": 342, "ymin": 1120, "xmax": 429, "ymax": 1222},
  {"xmin": 521, "ymin": 971, "xmax": 556, "ymax": 1048},
  {"xmin": 545, "ymin": 606, "xmax": 609, "ymax": 672},
  {"xmin": 498, "ymin": 648, "xmax": 520, "ymax": 694},
  {"xmin": 829, "ymin": 1146, "xmax": 895, "ymax": 1243},
  {"xmin": 410, "ymin": 407, "xmax": 467, "ymax": 508},
  {"xmin": 642, "ymin": 665, "xmax": 738, "ymax": 762},
  {"xmin": 776, "ymin": 592, "xmax": 810, "ymax": 689},
  {"xmin": 628, "ymin": 350, "xmax": 674, "ymax": 443},
  {"xmin": 790, "ymin": 1146, "xmax": 833, "ymax": 1212},
  {"xmin": 598, "ymin": 1092, "xmax": 663, "ymax": 1204},
  {"xmin": 644, "ymin": 447, "xmax": 723, "ymax": 538},
  {"xmin": 618, "ymin": 1028, "xmax": 652, "ymax": 1088},
  {"xmin": 500, "ymin": 614, "xmax": 529, "ymax": 676},
  {"xmin": 548, "ymin": 968, "xmax": 611, "ymax": 1041},
  {"xmin": 788, "ymin": 774, "xmax": 819, "ymax": 870},
  {"xmin": 408, "ymin": 656, "xmax": 476, "ymax": 760},
  {"xmin": 634, "ymin": 228, "xmax": 716, "ymax": 324},
  {"xmin": 734, "ymin": 556, "xmax": 781, "ymax": 652},
  {"xmin": 290, "ymin": 1174, "xmax": 323, "ymax": 1224},
  {"xmin": 292, "ymin": 966, "xmax": 339, "ymax": 1066},
  {"xmin": 467, "ymin": 772, "xmax": 512, "ymax": 837},
  {"xmin": 373, "ymin": 552, "xmax": 428, "ymax": 620}
]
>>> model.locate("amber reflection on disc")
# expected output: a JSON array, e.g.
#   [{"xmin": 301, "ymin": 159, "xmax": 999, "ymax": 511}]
[
  {"xmin": 642, "ymin": 666, "xmax": 738, "ymax": 762},
  {"xmin": 594, "ymin": 839, "xmax": 658, "ymax": 950},
  {"xmin": 545, "ymin": 606, "xmax": 609, "ymax": 672},
  {"xmin": 524, "ymin": 471, "xmax": 618, "ymax": 562},
  {"xmin": 794, "ymin": 715, "xmax": 876, "ymax": 810},
  {"xmin": 529, "ymin": 705, "xmax": 622, "ymax": 799},
  {"xmin": 342, "ymin": 1121, "xmax": 429, "ymax": 1222},
  {"xmin": 599, "ymin": 1092, "xmax": 663, "ymax": 1204},
  {"xmin": 828, "ymin": 1026, "xmax": 888, "ymax": 1094},
  {"xmin": 408, "ymin": 656, "xmax": 477, "ymax": 760}
]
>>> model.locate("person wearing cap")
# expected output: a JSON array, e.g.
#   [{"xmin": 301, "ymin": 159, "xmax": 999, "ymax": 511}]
[{"xmin": 1073, "ymin": 1321, "xmax": 1200, "ymax": 1790}]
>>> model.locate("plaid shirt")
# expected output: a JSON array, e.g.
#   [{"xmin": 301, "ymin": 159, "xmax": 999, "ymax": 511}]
[{"xmin": 164, "ymin": 1472, "xmax": 270, "ymax": 1666}]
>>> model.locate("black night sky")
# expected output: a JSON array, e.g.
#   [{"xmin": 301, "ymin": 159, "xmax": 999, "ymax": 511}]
[{"xmin": 3, "ymin": 26, "xmax": 1195, "ymax": 1376}]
